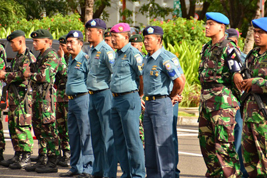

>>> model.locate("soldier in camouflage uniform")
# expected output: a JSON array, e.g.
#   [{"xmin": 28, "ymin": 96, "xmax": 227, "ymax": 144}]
[
  {"xmin": 198, "ymin": 12, "xmax": 243, "ymax": 177},
  {"xmin": 241, "ymin": 17, "xmax": 267, "ymax": 177},
  {"xmin": 0, "ymin": 30, "xmax": 36, "ymax": 169},
  {"xmin": 0, "ymin": 43, "xmax": 6, "ymax": 162},
  {"xmin": 56, "ymin": 35, "xmax": 70, "ymax": 167},
  {"xmin": 24, "ymin": 29, "xmax": 60, "ymax": 173}
]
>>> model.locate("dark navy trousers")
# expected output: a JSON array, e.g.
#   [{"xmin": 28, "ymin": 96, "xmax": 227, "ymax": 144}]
[{"xmin": 173, "ymin": 102, "xmax": 180, "ymax": 178}]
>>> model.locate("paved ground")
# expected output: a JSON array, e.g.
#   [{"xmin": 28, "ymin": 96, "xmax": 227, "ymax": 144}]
[{"xmin": 0, "ymin": 120, "xmax": 206, "ymax": 178}]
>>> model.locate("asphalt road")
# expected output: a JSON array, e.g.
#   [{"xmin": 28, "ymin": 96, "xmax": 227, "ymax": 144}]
[{"xmin": 0, "ymin": 120, "xmax": 206, "ymax": 178}]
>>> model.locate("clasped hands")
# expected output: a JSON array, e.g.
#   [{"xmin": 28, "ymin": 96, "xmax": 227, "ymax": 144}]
[{"xmin": 234, "ymin": 73, "xmax": 253, "ymax": 93}]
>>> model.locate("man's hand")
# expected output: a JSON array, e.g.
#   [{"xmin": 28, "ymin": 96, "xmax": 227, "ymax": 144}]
[
  {"xmin": 233, "ymin": 73, "xmax": 243, "ymax": 91},
  {"xmin": 171, "ymin": 95, "xmax": 183, "ymax": 106},
  {"xmin": 241, "ymin": 78, "xmax": 253, "ymax": 92},
  {"xmin": 0, "ymin": 70, "xmax": 6, "ymax": 80},
  {"xmin": 23, "ymin": 65, "xmax": 32, "ymax": 78},
  {"xmin": 141, "ymin": 98, "xmax": 145, "ymax": 110},
  {"xmin": 57, "ymin": 46, "xmax": 64, "ymax": 58}
]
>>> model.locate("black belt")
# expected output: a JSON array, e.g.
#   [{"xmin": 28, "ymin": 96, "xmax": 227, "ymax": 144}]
[
  {"xmin": 89, "ymin": 88, "xmax": 108, "ymax": 95},
  {"xmin": 145, "ymin": 95, "xmax": 168, "ymax": 101},
  {"xmin": 201, "ymin": 82, "xmax": 230, "ymax": 90},
  {"xmin": 68, "ymin": 92, "xmax": 89, "ymax": 100},
  {"xmin": 112, "ymin": 90, "xmax": 138, "ymax": 97}
]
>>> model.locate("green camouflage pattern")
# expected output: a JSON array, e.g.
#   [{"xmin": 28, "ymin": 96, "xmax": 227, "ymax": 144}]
[
  {"xmin": 4, "ymin": 50, "xmax": 36, "ymax": 152},
  {"xmin": 198, "ymin": 37, "xmax": 241, "ymax": 177},
  {"xmin": 241, "ymin": 47, "xmax": 267, "ymax": 177},
  {"xmin": 56, "ymin": 102, "xmax": 69, "ymax": 151},
  {"xmin": 30, "ymin": 48, "xmax": 60, "ymax": 156},
  {"xmin": 0, "ymin": 44, "xmax": 6, "ymax": 151},
  {"xmin": 55, "ymin": 56, "xmax": 68, "ymax": 102}
]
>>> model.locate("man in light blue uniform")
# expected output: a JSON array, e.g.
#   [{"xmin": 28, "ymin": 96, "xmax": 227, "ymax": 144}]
[
  {"xmin": 85, "ymin": 18, "xmax": 117, "ymax": 178},
  {"xmin": 110, "ymin": 23, "xmax": 145, "ymax": 178},
  {"xmin": 142, "ymin": 26, "xmax": 185, "ymax": 178},
  {"xmin": 59, "ymin": 30, "xmax": 94, "ymax": 178}
]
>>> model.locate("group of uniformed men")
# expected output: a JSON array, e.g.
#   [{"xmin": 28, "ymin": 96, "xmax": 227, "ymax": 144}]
[{"xmin": 0, "ymin": 11, "xmax": 266, "ymax": 178}]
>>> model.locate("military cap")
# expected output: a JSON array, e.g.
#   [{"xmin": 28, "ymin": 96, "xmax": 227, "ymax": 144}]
[
  {"xmin": 85, "ymin": 18, "xmax": 106, "ymax": 30},
  {"xmin": 31, "ymin": 29, "xmax": 53, "ymax": 39},
  {"xmin": 206, "ymin": 12, "xmax": 229, "ymax": 25},
  {"xmin": 58, "ymin": 35, "xmax": 67, "ymax": 44},
  {"xmin": 66, "ymin": 30, "xmax": 83, "ymax": 40},
  {"xmin": 129, "ymin": 34, "xmax": 143, "ymax": 42},
  {"xmin": 7, "ymin": 30, "xmax": 25, "ymax": 41},
  {"xmin": 143, "ymin": 26, "xmax": 164, "ymax": 36},
  {"xmin": 104, "ymin": 31, "xmax": 111, "ymax": 37},
  {"xmin": 110, "ymin": 23, "xmax": 131, "ymax": 33},
  {"xmin": 226, "ymin": 28, "xmax": 239, "ymax": 38},
  {"xmin": 252, "ymin": 17, "xmax": 267, "ymax": 32}
]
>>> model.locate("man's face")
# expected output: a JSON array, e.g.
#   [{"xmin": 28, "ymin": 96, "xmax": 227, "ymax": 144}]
[
  {"xmin": 111, "ymin": 33, "xmax": 127, "ymax": 50},
  {"xmin": 253, "ymin": 28, "xmax": 267, "ymax": 47},
  {"xmin": 131, "ymin": 42, "xmax": 143, "ymax": 53},
  {"xmin": 32, "ymin": 38, "xmax": 47, "ymax": 51},
  {"xmin": 66, "ymin": 37, "xmax": 82, "ymax": 55},
  {"xmin": 143, "ymin": 35, "xmax": 160, "ymax": 52},
  {"xmin": 87, "ymin": 28, "xmax": 101, "ymax": 43},
  {"xmin": 105, "ymin": 36, "xmax": 113, "ymax": 48},
  {"xmin": 60, "ymin": 43, "xmax": 68, "ymax": 54},
  {"xmin": 205, "ymin": 20, "xmax": 223, "ymax": 37},
  {"xmin": 10, "ymin": 38, "xmax": 21, "ymax": 52}
]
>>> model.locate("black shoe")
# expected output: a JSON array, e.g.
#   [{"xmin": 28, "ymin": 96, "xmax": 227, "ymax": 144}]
[
  {"xmin": 57, "ymin": 150, "xmax": 70, "ymax": 167},
  {"xmin": 59, "ymin": 170, "xmax": 80, "ymax": 177},
  {"xmin": 30, "ymin": 156, "xmax": 39, "ymax": 162},
  {"xmin": 77, "ymin": 173, "xmax": 93, "ymax": 178},
  {"xmin": 0, "ymin": 149, "xmax": 4, "ymax": 162},
  {"xmin": 35, "ymin": 155, "xmax": 58, "ymax": 173},
  {"xmin": 9, "ymin": 152, "xmax": 31, "ymax": 169},
  {"xmin": 24, "ymin": 154, "xmax": 46, "ymax": 172},
  {"xmin": 0, "ymin": 151, "xmax": 20, "ymax": 167}
]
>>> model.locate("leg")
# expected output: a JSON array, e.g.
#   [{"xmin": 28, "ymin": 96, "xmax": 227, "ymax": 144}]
[
  {"xmin": 0, "ymin": 117, "xmax": 5, "ymax": 161},
  {"xmin": 172, "ymin": 102, "xmax": 180, "ymax": 178}
]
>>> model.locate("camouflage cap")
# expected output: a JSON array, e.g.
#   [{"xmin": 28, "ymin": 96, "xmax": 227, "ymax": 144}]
[
  {"xmin": 31, "ymin": 29, "xmax": 53, "ymax": 39},
  {"xmin": 129, "ymin": 34, "xmax": 143, "ymax": 42},
  {"xmin": 58, "ymin": 35, "xmax": 67, "ymax": 44},
  {"xmin": 7, "ymin": 30, "xmax": 25, "ymax": 42}
]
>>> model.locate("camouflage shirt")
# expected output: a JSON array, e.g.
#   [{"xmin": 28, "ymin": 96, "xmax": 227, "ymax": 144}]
[
  {"xmin": 55, "ymin": 56, "xmax": 68, "ymax": 102},
  {"xmin": 5, "ymin": 49, "xmax": 36, "ymax": 106},
  {"xmin": 199, "ymin": 36, "xmax": 239, "ymax": 112},
  {"xmin": 243, "ymin": 47, "xmax": 267, "ymax": 123},
  {"xmin": 0, "ymin": 44, "xmax": 6, "ymax": 98}
]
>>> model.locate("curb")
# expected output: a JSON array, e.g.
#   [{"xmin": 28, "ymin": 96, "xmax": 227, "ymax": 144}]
[{"xmin": 177, "ymin": 116, "xmax": 198, "ymax": 126}]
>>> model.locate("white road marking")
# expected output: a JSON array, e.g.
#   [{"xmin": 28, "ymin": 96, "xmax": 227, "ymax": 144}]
[
  {"xmin": 178, "ymin": 151, "xmax": 202, "ymax": 157},
  {"xmin": 177, "ymin": 128, "xmax": 198, "ymax": 133}
]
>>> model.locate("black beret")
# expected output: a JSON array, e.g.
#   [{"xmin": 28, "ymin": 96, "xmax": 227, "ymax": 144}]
[
  {"xmin": 104, "ymin": 31, "xmax": 111, "ymax": 37},
  {"xmin": 85, "ymin": 18, "xmax": 106, "ymax": 30},
  {"xmin": 226, "ymin": 28, "xmax": 239, "ymax": 38},
  {"xmin": 143, "ymin": 26, "xmax": 163, "ymax": 36},
  {"xmin": 129, "ymin": 34, "xmax": 143, "ymax": 42},
  {"xmin": 58, "ymin": 35, "xmax": 67, "ymax": 44},
  {"xmin": 7, "ymin": 30, "xmax": 25, "ymax": 41},
  {"xmin": 66, "ymin": 30, "xmax": 83, "ymax": 40},
  {"xmin": 31, "ymin": 29, "xmax": 53, "ymax": 39}
]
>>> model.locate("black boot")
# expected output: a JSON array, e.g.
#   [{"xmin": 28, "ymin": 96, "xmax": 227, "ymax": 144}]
[
  {"xmin": 57, "ymin": 150, "xmax": 70, "ymax": 167},
  {"xmin": 24, "ymin": 154, "xmax": 46, "ymax": 172},
  {"xmin": 35, "ymin": 155, "xmax": 58, "ymax": 173},
  {"xmin": 0, "ymin": 149, "xmax": 4, "ymax": 162},
  {"xmin": 9, "ymin": 152, "xmax": 31, "ymax": 169},
  {"xmin": 30, "ymin": 155, "xmax": 39, "ymax": 162},
  {"xmin": 0, "ymin": 151, "xmax": 20, "ymax": 167}
]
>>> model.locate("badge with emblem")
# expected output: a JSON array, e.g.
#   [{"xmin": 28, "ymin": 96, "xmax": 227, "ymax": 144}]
[
  {"xmin": 91, "ymin": 20, "xmax": 96, "ymax": 26},
  {"xmin": 165, "ymin": 63, "xmax": 172, "ymax": 70},
  {"xmin": 147, "ymin": 27, "xmax": 154, "ymax": 34},
  {"xmin": 73, "ymin": 31, "xmax": 79, "ymax": 38},
  {"xmin": 118, "ymin": 26, "xmax": 124, "ymax": 32},
  {"xmin": 135, "ymin": 54, "xmax": 142, "ymax": 64},
  {"xmin": 172, "ymin": 58, "xmax": 179, "ymax": 66}
]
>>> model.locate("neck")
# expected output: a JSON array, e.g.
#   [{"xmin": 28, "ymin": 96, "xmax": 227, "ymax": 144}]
[
  {"xmin": 92, "ymin": 38, "xmax": 103, "ymax": 47},
  {"xmin": 40, "ymin": 46, "xmax": 50, "ymax": 54},
  {"xmin": 148, "ymin": 46, "xmax": 160, "ymax": 56},
  {"xmin": 117, "ymin": 41, "xmax": 128, "ymax": 50},
  {"xmin": 259, "ymin": 45, "xmax": 267, "ymax": 55},
  {"xmin": 71, "ymin": 50, "xmax": 81, "ymax": 59},
  {"xmin": 18, "ymin": 46, "xmax": 26, "ymax": 54},
  {"xmin": 211, "ymin": 32, "xmax": 224, "ymax": 45}
]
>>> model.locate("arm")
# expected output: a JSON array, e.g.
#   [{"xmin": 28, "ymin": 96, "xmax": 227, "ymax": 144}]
[
  {"xmin": 170, "ymin": 76, "xmax": 185, "ymax": 98},
  {"xmin": 139, "ymin": 75, "xmax": 143, "ymax": 97}
]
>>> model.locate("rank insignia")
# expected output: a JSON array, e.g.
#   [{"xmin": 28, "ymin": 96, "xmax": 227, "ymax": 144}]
[
  {"xmin": 147, "ymin": 27, "xmax": 154, "ymax": 34},
  {"xmin": 91, "ymin": 20, "xmax": 96, "ymax": 26}
]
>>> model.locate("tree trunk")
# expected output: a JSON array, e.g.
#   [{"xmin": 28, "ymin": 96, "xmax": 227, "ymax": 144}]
[
  {"xmin": 84, "ymin": 0, "xmax": 94, "ymax": 42},
  {"xmin": 243, "ymin": 0, "xmax": 261, "ymax": 54},
  {"xmin": 199, "ymin": 1, "xmax": 210, "ymax": 20}
]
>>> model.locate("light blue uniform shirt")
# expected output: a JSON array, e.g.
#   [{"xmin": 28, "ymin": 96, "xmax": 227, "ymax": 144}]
[
  {"xmin": 87, "ymin": 40, "xmax": 114, "ymax": 91},
  {"xmin": 110, "ymin": 43, "xmax": 143, "ymax": 93},
  {"xmin": 66, "ymin": 50, "xmax": 89, "ymax": 95},
  {"xmin": 162, "ymin": 47, "xmax": 184, "ymax": 75},
  {"xmin": 143, "ymin": 48, "xmax": 181, "ymax": 96}
]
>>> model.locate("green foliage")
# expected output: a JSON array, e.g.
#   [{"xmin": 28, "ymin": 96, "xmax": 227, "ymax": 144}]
[
  {"xmin": 0, "ymin": 14, "xmax": 84, "ymax": 40},
  {"xmin": 151, "ymin": 17, "xmax": 209, "ymax": 46},
  {"xmin": 139, "ymin": 0, "xmax": 173, "ymax": 19}
]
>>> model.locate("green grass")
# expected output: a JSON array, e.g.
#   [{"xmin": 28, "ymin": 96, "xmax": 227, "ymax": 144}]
[{"xmin": 178, "ymin": 111, "xmax": 196, "ymax": 117}]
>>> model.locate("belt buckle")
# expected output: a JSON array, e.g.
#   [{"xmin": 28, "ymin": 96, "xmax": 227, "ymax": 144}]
[
  {"xmin": 89, "ymin": 91, "xmax": 93, "ymax": 95},
  {"xmin": 152, "ymin": 96, "xmax": 155, "ymax": 100}
]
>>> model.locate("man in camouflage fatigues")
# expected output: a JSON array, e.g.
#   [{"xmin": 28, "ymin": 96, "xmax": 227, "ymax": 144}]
[
  {"xmin": 0, "ymin": 30, "xmax": 36, "ymax": 169},
  {"xmin": 241, "ymin": 17, "xmax": 267, "ymax": 177},
  {"xmin": 198, "ymin": 12, "xmax": 242, "ymax": 177},
  {"xmin": 0, "ymin": 43, "xmax": 6, "ymax": 162},
  {"xmin": 24, "ymin": 29, "xmax": 60, "ymax": 173},
  {"xmin": 56, "ymin": 35, "xmax": 70, "ymax": 167}
]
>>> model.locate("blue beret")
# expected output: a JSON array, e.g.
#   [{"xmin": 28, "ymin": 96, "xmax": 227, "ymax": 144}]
[
  {"xmin": 66, "ymin": 30, "xmax": 83, "ymax": 40},
  {"xmin": 85, "ymin": 18, "xmax": 106, "ymax": 30},
  {"xmin": 143, "ymin": 26, "xmax": 163, "ymax": 36},
  {"xmin": 252, "ymin": 17, "xmax": 267, "ymax": 32},
  {"xmin": 206, "ymin": 12, "xmax": 229, "ymax": 25}
]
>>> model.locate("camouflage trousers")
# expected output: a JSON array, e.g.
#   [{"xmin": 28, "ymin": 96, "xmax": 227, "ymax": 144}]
[
  {"xmin": 56, "ymin": 102, "xmax": 70, "ymax": 151},
  {"xmin": 242, "ymin": 121, "xmax": 267, "ymax": 177},
  {"xmin": 8, "ymin": 105, "xmax": 33, "ymax": 152},
  {"xmin": 32, "ymin": 101, "xmax": 60, "ymax": 156},
  {"xmin": 198, "ymin": 108, "xmax": 241, "ymax": 178},
  {"xmin": 0, "ymin": 119, "xmax": 5, "ymax": 151}
]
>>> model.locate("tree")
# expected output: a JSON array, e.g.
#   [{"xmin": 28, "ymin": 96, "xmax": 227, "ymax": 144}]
[{"xmin": 84, "ymin": 0, "xmax": 95, "ymax": 42}]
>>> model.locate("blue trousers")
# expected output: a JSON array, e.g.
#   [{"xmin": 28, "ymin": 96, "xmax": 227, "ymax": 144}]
[
  {"xmin": 173, "ymin": 103, "xmax": 180, "ymax": 178},
  {"xmin": 144, "ymin": 97, "xmax": 175, "ymax": 178},
  {"xmin": 111, "ymin": 92, "xmax": 145, "ymax": 178},
  {"xmin": 234, "ymin": 110, "xmax": 248, "ymax": 178},
  {"xmin": 68, "ymin": 94, "xmax": 94, "ymax": 174},
  {"xmin": 89, "ymin": 90, "xmax": 117, "ymax": 177}
]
